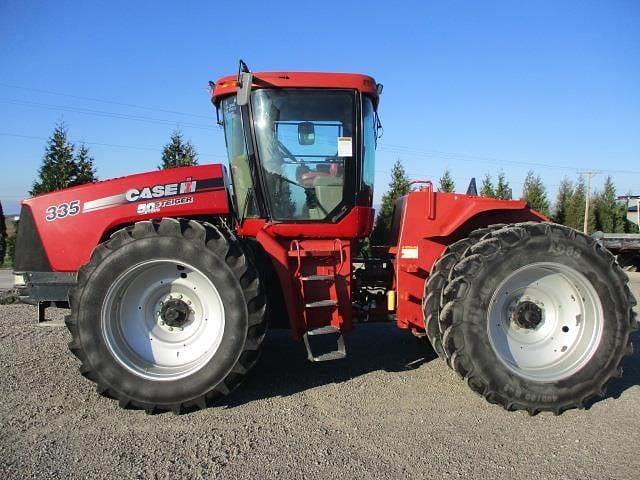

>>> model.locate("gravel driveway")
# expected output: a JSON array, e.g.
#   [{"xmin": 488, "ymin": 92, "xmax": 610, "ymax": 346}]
[{"xmin": 1, "ymin": 275, "xmax": 639, "ymax": 479}]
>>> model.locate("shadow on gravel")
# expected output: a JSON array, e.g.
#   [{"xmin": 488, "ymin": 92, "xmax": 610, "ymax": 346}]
[
  {"xmin": 222, "ymin": 323, "xmax": 640, "ymax": 409},
  {"xmin": 222, "ymin": 323, "xmax": 437, "ymax": 407},
  {"xmin": 590, "ymin": 330, "xmax": 640, "ymax": 407}
]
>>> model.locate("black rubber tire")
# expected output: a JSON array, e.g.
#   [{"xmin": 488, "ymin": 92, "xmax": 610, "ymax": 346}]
[
  {"xmin": 440, "ymin": 222, "xmax": 637, "ymax": 414},
  {"xmin": 65, "ymin": 218, "xmax": 267, "ymax": 414},
  {"xmin": 423, "ymin": 225, "xmax": 503, "ymax": 359}
]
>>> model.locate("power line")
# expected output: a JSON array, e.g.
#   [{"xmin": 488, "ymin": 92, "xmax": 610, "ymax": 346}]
[
  {"xmin": 0, "ymin": 98, "xmax": 221, "ymax": 132},
  {"xmin": 377, "ymin": 143, "xmax": 640, "ymax": 176},
  {"xmin": 0, "ymin": 82, "xmax": 214, "ymax": 120},
  {"xmin": 1, "ymin": 89, "xmax": 637, "ymax": 178},
  {"xmin": 0, "ymin": 83, "xmax": 636, "ymax": 177},
  {"xmin": 0, "ymin": 132, "xmax": 227, "ymax": 158}
]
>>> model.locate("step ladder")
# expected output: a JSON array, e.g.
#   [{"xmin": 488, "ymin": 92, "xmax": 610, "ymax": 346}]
[
  {"xmin": 290, "ymin": 240, "xmax": 347, "ymax": 362},
  {"xmin": 302, "ymin": 325, "xmax": 346, "ymax": 362}
]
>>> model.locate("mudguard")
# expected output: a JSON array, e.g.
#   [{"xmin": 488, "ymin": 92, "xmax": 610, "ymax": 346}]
[
  {"xmin": 392, "ymin": 187, "xmax": 547, "ymax": 330},
  {"xmin": 14, "ymin": 164, "xmax": 230, "ymax": 272}
]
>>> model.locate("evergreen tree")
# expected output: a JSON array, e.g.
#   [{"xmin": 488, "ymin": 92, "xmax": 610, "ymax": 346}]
[
  {"xmin": 371, "ymin": 159, "xmax": 412, "ymax": 244},
  {"xmin": 160, "ymin": 130, "xmax": 198, "ymax": 169},
  {"xmin": 521, "ymin": 170, "xmax": 550, "ymax": 216},
  {"xmin": 566, "ymin": 176, "xmax": 585, "ymax": 230},
  {"xmin": 480, "ymin": 173, "xmax": 495, "ymax": 197},
  {"xmin": 5, "ymin": 218, "xmax": 18, "ymax": 265},
  {"xmin": 552, "ymin": 178, "xmax": 573, "ymax": 225},
  {"xmin": 438, "ymin": 169, "xmax": 455, "ymax": 192},
  {"xmin": 0, "ymin": 201, "xmax": 6, "ymax": 265},
  {"xmin": 72, "ymin": 143, "xmax": 97, "ymax": 186},
  {"xmin": 565, "ymin": 176, "xmax": 596, "ymax": 232},
  {"xmin": 593, "ymin": 176, "xmax": 618, "ymax": 233},
  {"xmin": 31, "ymin": 124, "xmax": 77, "ymax": 195},
  {"xmin": 495, "ymin": 172, "xmax": 511, "ymax": 200}
]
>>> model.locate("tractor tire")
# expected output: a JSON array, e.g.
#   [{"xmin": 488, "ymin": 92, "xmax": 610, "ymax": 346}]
[
  {"xmin": 65, "ymin": 218, "xmax": 266, "ymax": 413},
  {"xmin": 423, "ymin": 225, "xmax": 503, "ymax": 359},
  {"xmin": 440, "ymin": 222, "xmax": 637, "ymax": 414}
]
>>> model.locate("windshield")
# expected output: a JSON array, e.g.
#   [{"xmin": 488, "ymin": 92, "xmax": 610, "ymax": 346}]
[{"xmin": 251, "ymin": 89, "xmax": 355, "ymax": 220}]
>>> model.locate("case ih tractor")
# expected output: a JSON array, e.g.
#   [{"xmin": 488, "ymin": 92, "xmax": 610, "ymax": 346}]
[{"xmin": 13, "ymin": 62, "xmax": 636, "ymax": 415}]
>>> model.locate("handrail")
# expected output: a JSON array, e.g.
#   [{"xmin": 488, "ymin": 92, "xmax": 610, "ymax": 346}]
[
  {"xmin": 290, "ymin": 239, "xmax": 302, "ymax": 277},
  {"xmin": 409, "ymin": 180, "xmax": 436, "ymax": 220}
]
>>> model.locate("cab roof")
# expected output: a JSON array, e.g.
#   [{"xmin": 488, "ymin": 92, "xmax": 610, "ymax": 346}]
[{"xmin": 211, "ymin": 71, "xmax": 379, "ymax": 105}]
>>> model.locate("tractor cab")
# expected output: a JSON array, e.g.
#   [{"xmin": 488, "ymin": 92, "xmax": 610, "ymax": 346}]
[{"xmin": 211, "ymin": 63, "xmax": 382, "ymax": 228}]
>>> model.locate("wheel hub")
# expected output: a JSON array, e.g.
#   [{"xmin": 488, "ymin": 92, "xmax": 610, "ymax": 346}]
[
  {"xmin": 160, "ymin": 298, "xmax": 190, "ymax": 328},
  {"xmin": 511, "ymin": 300, "xmax": 543, "ymax": 330},
  {"xmin": 487, "ymin": 262, "xmax": 603, "ymax": 382}
]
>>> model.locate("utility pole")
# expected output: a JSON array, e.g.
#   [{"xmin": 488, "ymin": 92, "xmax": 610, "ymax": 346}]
[{"xmin": 577, "ymin": 171, "xmax": 600, "ymax": 234}]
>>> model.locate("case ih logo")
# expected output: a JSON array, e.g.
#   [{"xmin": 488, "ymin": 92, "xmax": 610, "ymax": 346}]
[
  {"xmin": 125, "ymin": 179, "xmax": 197, "ymax": 202},
  {"xmin": 81, "ymin": 176, "xmax": 223, "ymax": 214}
]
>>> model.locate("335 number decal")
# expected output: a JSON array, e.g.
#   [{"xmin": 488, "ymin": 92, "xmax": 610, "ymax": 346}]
[{"xmin": 45, "ymin": 200, "xmax": 81, "ymax": 221}]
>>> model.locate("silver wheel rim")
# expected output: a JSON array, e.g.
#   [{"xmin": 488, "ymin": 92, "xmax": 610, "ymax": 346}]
[
  {"xmin": 102, "ymin": 259, "xmax": 225, "ymax": 381},
  {"xmin": 487, "ymin": 262, "xmax": 603, "ymax": 382}
]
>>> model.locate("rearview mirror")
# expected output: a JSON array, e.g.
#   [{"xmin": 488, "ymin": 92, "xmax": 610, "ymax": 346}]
[{"xmin": 298, "ymin": 122, "xmax": 315, "ymax": 145}]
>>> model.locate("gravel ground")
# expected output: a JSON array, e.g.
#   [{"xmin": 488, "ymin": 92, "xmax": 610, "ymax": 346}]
[{"xmin": 1, "ymin": 275, "xmax": 639, "ymax": 479}]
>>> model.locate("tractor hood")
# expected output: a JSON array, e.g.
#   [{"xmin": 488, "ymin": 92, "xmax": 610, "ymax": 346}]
[{"xmin": 14, "ymin": 164, "xmax": 230, "ymax": 272}]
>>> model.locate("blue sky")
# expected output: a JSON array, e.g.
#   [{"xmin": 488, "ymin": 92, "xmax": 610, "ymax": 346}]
[{"xmin": 1, "ymin": 0, "xmax": 638, "ymax": 214}]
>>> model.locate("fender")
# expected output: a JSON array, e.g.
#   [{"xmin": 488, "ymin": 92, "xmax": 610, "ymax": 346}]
[
  {"xmin": 393, "ymin": 188, "xmax": 547, "ymax": 330},
  {"xmin": 14, "ymin": 164, "xmax": 230, "ymax": 272}
]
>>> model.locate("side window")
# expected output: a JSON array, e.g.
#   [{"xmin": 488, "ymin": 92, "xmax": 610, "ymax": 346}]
[
  {"xmin": 221, "ymin": 97, "xmax": 258, "ymax": 218},
  {"xmin": 361, "ymin": 97, "xmax": 376, "ymax": 206}
]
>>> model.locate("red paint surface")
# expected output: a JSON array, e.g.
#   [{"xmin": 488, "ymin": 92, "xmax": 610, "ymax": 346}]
[
  {"xmin": 393, "ymin": 186, "xmax": 547, "ymax": 330},
  {"xmin": 212, "ymin": 71, "xmax": 379, "ymax": 103},
  {"xmin": 22, "ymin": 165, "xmax": 229, "ymax": 271}
]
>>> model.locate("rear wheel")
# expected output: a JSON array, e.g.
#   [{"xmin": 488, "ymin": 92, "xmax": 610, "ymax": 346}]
[
  {"xmin": 423, "ymin": 225, "xmax": 503, "ymax": 359},
  {"xmin": 65, "ymin": 218, "xmax": 266, "ymax": 413},
  {"xmin": 441, "ymin": 222, "xmax": 637, "ymax": 414}
]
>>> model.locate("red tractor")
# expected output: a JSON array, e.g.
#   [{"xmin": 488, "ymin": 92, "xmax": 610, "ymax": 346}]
[{"xmin": 13, "ymin": 62, "xmax": 636, "ymax": 414}]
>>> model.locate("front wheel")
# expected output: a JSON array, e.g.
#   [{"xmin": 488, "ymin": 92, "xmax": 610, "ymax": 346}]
[
  {"xmin": 441, "ymin": 222, "xmax": 637, "ymax": 414},
  {"xmin": 65, "ymin": 218, "xmax": 266, "ymax": 413}
]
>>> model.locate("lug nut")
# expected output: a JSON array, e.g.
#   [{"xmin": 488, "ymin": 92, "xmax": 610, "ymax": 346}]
[{"xmin": 169, "ymin": 327, "xmax": 174, "ymax": 332}]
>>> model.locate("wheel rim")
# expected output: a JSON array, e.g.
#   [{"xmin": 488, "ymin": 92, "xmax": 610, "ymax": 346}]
[
  {"xmin": 101, "ymin": 259, "xmax": 225, "ymax": 381},
  {"xmin": 487, "ymin": 262, "xmax": 603, "ymax": 382}
]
